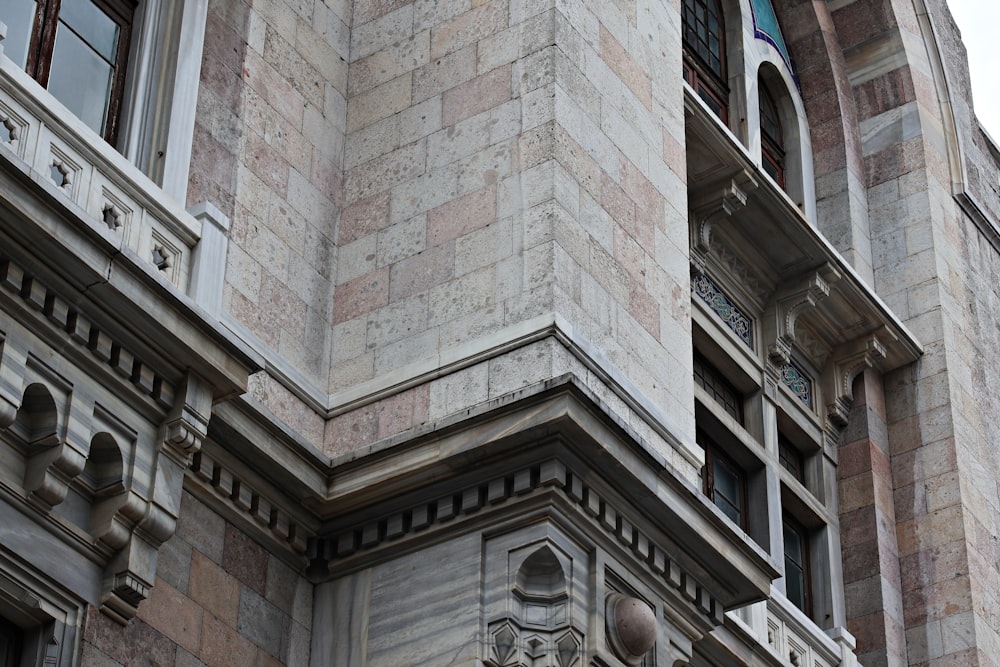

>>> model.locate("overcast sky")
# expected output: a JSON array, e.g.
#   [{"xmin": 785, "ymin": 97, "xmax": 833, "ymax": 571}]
[{"xmin": 947, "ymin": 0, "xmax": 1000, "ymax": 138}]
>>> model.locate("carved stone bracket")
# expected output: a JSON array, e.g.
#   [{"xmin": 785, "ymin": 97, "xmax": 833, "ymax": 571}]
[
  {"xmin": 23, "ymin": 445, "xmax": 86, "ymax": 512},
  {"xmin": 823, "ymin": 333, "xmax": 889, "ymax": 430},
  {"xmin": 690, "ymin": 176, "xmax": 755, "ymax": 272},
  {"xmin": 99, "ymin": 371, "xmax": 213, "ymax": 624},
  {"xmin": 764, "ymin": 265, "xmax": 840, "ymax": 372},
  {"xmin": 0, "ymin": 330, "xmax": 27, "ymax": 429},
  {"xmin": 162, "ymin": 371, "xmax": 212, "ymax": 464}
]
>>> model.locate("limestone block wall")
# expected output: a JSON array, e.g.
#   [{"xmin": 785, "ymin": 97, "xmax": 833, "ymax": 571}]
[
  {"xmin": 78, "ymin": 492, "xmax": 313, "ymax": 666},
  {"xmin": 186, "ymin": 0, "xmax": 350, "ymax": 447},
  {"xmin": 773, "ymin": 0, "xmax": 1000, "ymax": 665},
  {"xmin": 327, "ymin": 0, "xmax": 696, "ymax": 468}
]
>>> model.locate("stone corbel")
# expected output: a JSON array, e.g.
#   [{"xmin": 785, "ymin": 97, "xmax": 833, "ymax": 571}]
[
  {"xmin": 23, "ymin": 446, "xmax": 85, "ymax": 513},
  {"xmin": 23, "ymin": 390, "xmax": 93, "ymax": 512},
  {"xmin": 690, "ymin": 175, "xmax": 755, "ymax": 259},
  {"xmin": 99, "ymin": 371, "xmax": 213, "ymax": 623},
  {"xmin": 0, "ymin": 335, "xmax": 27, "ymax": 428},
  {"xmin": 823, "ymin": 334, "xmax": 888, "ymax": 429},
  {"xmin": 162, "ymin": 371, "xmax": 212, "ymax": 464},
  {"xmin": 764, "ymin": 266, "xmax": 840, "ymax": 369}
]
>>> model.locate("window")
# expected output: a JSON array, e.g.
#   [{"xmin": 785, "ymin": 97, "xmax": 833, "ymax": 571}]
[
  {"xmin": 693, "ymin": 353, "xmax": 742, "ymax": 422},
  {"xmin": 759, "ymin": 79, "xmax": 785, "ymax": 187},
  {"xmin": 778, "ymin": 433, "xmax": 803, "ymax": 482},
  {"xmin": 0, "ymin": 619, "xmax": 19, "ymax": 667},
  {"xmin": 783, "ymin": 516, "xmax": 811, "ymax": 615},
  {"xmin": 682, "ymin": 0, "xmax": 729, "ymax": 122},
  {"xmin": 3, "ymin": 1, "xmax": 210, "ymax": 200},
  {"xmin": 7, "ymin": 0, "xmax": 135, "ymax": 143},
  {"xmin": 699, "ymin": 429, "xmax": 746, "ymax": 529}
]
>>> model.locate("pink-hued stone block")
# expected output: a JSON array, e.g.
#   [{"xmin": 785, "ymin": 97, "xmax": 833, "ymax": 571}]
[{"xmin": 223, "ymin": 523, "xmax": 269, "ymax": 596}]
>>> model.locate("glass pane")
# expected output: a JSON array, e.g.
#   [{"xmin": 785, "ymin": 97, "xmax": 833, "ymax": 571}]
[
  {"xmin": 717, "ymin": 497, "xmax": 740, "ymax": 524},
  {"xmin": 785, "ymin": 560, "xmax": 806, "ymax": 609},
  {"xmin": 48, "ymin": 24, "xmax": 113, "ymax": 134},
  {"xmin": 0, "ymin": 0, "xmax": 37, "ymax": 68},
  {"xmin": 783, "ymin": 522, "xmax": 803, "ymax": 563},
  {"xmin": 714, "ymin": 460, "xmax": 738, "ymax": 499},
  {"xmin": 59, "ymin": 0, "xmax": 120, "ymax": 62}
]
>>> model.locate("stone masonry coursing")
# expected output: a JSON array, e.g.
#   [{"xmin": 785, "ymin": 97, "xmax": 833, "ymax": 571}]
[{"xmin": 2, "ymin": 0, "xmax": 1000, "ymax": 665}]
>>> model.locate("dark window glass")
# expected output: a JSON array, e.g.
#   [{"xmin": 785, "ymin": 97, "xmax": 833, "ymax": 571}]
[
  {"xmin": 783, "ymin": 517, "xmax": 810, "ymax": 614},
  {"xmin": 778, "ymin": 434, "xmax": 803, "ymax": 482},
  {"xmin": 699, "ymin": 429, "xmax": 746, "ymax": 529},
  {"xmin": 12, "ymin": 0, "xmax": 134, "ymax": 143},
  {"xmin": 682, "ymin": 0, "xmax": 728, "ymax": 123},
  {"xmin": 0, "ymin": 618, "xmax": 20, "ymax": 667},
  {"xmin": 759, "ymin": 80, "xmax": 785, "ymax": 188},
  {"xmin": 693, "ymin": 353, "xmax": 742, "ymax": 422}
]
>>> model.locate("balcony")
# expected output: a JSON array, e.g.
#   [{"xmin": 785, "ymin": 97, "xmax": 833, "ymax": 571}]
[{"xmin": 0, "ymin": 34, "xmax": 222, "ymax": 303}]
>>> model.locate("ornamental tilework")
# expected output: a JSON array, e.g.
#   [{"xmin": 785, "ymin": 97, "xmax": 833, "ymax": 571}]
[
  {"xmin": 780, "ymin": 362, "xmax": 812, "ymax": 407},
  {"xmin": 749, "ymin": 0, "xmax": 795, "ymax": 83},
  {"xmin": 693, "ymin": 274, "xmax": 753, "ymax": 347}
]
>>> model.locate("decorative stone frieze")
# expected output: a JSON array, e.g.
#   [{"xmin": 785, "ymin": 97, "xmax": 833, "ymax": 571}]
[
  {"xmin": 188, "ymin": 447, "xmax": 310, "ymax": 557},
  {"xmin": 0, "ymin": 57, "xmax": 201, "ymax": 291},
  {"xmin": 311, "ymin": 456, "xmax": 726, "ymax": 630}
]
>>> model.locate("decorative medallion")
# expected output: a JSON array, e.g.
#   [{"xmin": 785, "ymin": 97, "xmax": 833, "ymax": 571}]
[{"xmin": 693, "ymin": 274, "xmax": 753, "ymax": 347}]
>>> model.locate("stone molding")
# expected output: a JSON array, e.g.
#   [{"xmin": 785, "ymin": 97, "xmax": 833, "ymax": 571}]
[
  {"xmin": 310, "ymin": 456, "xmax": 726, "ymax": 627},
  {"xmin": 0, "ymin": 257, "xmax": 179, "ymax": 415},
  {"xmin": 0, "ymin": 249, "xmax": 256, "ymax": 624},
  {"xmin": 188, "ymin": 447, "xmax": 310, "ymax": 558}
]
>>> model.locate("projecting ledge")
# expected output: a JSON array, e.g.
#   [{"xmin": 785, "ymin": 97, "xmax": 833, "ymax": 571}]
[
  {"xmin": 312, "ymin": 376, "xmax": 778, "ymax": 610},
  {"xmin": 685, "ymin": 91, "xmax": 923, "ymax": 376}
]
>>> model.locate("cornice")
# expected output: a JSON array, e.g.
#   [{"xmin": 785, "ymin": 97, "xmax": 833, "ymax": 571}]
[{"xmin": 313, "ymin": 455, "xmax": 730, "ymax": 626}]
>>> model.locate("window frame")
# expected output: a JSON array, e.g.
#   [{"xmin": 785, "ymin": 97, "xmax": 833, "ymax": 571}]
[
  {"xmin": 782, "ymin": 514, "xmax": 812, "ymax": 616},
  {"xmin": 693, "ymin": 352, "xmax": 744, "ymax": 423},
  {"xmin": 699, "ymin": 428, "xmax": 748, "ymax": 530},
  {"xmin": 777, "ymin": 432, "xmax": 804, "ymax": 482},
  {"xmin": 758, "ymin": 79, "xmax": 786, "ymax": 188},
  {"xmin": 22, "ymin": 0, "xmax": 136, "ymax": 144},
  {"xmin": 682, "ymin": 0, "xmax": 730, "ymax": 123}
]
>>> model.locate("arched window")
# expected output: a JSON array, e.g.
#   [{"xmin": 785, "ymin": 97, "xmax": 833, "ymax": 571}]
[
  {"xmin": 759, "ymin": 78, "xmax": 785, "ymax": 187},
  {"xmin": 682, "ymin": 0, "xmax": 729, "ymax": 122}
]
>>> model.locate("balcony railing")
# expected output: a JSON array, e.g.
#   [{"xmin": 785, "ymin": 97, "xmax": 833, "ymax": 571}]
[
  {"xmin": 0, "ymin": 33, "xmax": 215, "ymax": 299},
  {"xmin": 730, "ymin": 595, "xmax": 860, "ymax": 667}
]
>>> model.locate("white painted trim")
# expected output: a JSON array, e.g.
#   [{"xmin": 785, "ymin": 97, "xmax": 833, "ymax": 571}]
[
  {"xmin": 160, "ymin": 0, "xmax": 208, "ymax": 203},
  {"xmin": 188, "ymin": 201, "xmax": 229, "ymax": 317},
  {"xmin": 119, "ymin": 0, "xmax": 208, "ymax": 203}
]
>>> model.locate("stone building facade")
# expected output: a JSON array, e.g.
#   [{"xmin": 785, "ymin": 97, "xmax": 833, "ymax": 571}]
[{"xmin": 0, "ymin": 0, "xmax": 997, "ymax": 665}]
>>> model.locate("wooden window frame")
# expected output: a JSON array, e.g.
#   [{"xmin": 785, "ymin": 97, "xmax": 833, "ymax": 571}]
[
  {"xmin": 693, "ymin": 352, "xmax": 744, "ymax": 423},
  {"xmin": 682, "ymin": 0, "xmax": 729, "ymax": 123},
  {"xmin": 778, "ymin": 433, "xmax": 804, "ymax": 482},
  {"xmin": 699, "ymin": 429, "xmax": 748, "ymax": 530},
  {"xmin": 22, "ymin": 0, "xmax": 136, "ymax": 143},
  {"xmin": 782, "ymin": 515, "xmax": 812, "ymax": 616},
  {"xmin": 759, "ymin": 81, "xmax": 786, "ymax": 188}
]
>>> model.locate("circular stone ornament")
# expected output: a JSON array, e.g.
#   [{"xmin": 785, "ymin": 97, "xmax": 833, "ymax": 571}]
[{"xmin": 605, "ymin": 593, "xmax": 658, "ymax": 664}]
